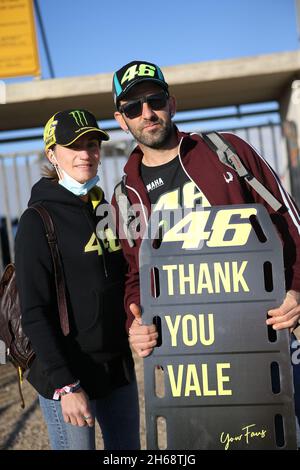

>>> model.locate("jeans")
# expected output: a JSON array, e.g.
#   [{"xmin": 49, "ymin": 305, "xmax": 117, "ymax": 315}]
[{"xmin": 39, "ymin": 379, "xmax": 140, "ymax": 450}]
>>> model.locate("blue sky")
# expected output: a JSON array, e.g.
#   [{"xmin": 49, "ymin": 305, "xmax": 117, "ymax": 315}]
[{"xmin": 35, "ymin": 0, "xmax": 298, "ymax": 79}]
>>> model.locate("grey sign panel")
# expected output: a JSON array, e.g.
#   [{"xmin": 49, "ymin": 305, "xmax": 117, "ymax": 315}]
[{"xmin": 139, "ymin": 205, "xmax": 297, "ymax": 450}]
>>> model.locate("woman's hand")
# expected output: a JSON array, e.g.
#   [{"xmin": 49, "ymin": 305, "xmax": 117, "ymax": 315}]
[{"xmin": 61, "ymin": 388, "xmax": 94, "ymax": 427}]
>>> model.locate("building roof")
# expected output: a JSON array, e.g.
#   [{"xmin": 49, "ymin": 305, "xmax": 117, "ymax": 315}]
[{"xmin": 1, "ymin": 50, "xmax": 300, "ymax": 131}]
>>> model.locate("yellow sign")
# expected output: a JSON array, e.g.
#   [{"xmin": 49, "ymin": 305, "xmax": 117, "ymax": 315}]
[{"xmin": 0, "ymin": 0, "xmax": 40, "ymax": 78}]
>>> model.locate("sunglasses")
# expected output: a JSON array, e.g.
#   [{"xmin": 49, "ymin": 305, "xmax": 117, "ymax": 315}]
[{"xmin": 119, "ymin": 91, "xmax": 169, "ymax": 119}]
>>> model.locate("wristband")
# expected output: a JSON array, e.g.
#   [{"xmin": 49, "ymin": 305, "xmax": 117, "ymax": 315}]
[{"xmin": 53, "ymin": 380, "xmax": 81, "ymax": 400}]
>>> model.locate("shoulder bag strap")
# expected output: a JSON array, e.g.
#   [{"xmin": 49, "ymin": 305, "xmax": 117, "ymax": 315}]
[
  {"xmin": 201, "ymin": 131, "xmax": 282, "ymax": 211},
  {"xmin": 29, "ymin": 204, "xmax": 70, "ymax": 336}
]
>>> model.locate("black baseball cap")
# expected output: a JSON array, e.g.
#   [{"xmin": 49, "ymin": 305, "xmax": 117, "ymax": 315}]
[
  {"xmin": 43, "ymin": 109, "xmax": 109, "ymax": 150},
  {"xmin": 112, "ymin": 60, "xmax": 169, "ymax": 107}
]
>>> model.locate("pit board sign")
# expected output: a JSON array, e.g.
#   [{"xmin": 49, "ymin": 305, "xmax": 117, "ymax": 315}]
[{"xmin": 139, "ymin": 205, "xmax": 297, "ymax": 450}]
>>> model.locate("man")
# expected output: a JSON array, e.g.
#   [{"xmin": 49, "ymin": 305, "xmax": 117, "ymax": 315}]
[{"xmin": 111, "ymin": 60, "xmax": 300, "ymax": 358}]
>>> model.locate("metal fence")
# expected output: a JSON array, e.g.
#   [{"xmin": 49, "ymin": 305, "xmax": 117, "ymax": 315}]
[{"xmin": 0, "ymin": 122, "xmax": 287, "ymax": 274}]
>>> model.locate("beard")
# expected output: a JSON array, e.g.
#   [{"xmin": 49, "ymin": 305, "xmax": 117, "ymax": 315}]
[{"xmin": 126, "ymin": 115, "xmax": 174, "ymax": 149}]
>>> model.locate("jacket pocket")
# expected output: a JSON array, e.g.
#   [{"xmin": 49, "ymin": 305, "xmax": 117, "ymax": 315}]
[
  {"xmin": 74, "ymin": 286, "xmax": 128, "ymax": 353},
  {"xmin": 100, "ymin": 283, "xmax": 128, "ymax": 351},
  {"xmin": 73, "ymin": 290, "xmax": 100, "ymax": 333}
]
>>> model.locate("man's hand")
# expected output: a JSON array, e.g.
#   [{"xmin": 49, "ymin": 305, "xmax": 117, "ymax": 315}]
[
  {"xmin": 128, "ymin": 303, "xmax": 158, "ymax": 357},
  {"xmin": 61, "ymin": 388, "xmax": 94, "ymax": 427},
  {"xmin": 266, "ymin": 290, "xmax": 300, "ymax": 331}
]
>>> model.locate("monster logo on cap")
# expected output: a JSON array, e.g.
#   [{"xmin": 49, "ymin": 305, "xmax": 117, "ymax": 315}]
[{"xmin": 43, "ymin": 109, "xmax": 109, "ymax": 150}]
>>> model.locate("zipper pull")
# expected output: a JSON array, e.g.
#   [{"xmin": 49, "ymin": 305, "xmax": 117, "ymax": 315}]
[{"xmin": 99, "ymin": 238, "xmax": 108, "ymax": 278}]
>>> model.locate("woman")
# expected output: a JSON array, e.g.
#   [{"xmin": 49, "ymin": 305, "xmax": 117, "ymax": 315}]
[{"xmin": 15, "ymin": 109, "xmax": 140, "ymax": 450}]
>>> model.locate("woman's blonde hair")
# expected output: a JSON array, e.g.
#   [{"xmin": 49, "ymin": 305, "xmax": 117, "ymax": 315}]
[
  {"xmin": 42, "ymin": 145, "xmax": 59, "ymax": 181},
  {"xmin": 41, "ymin": 163, "xmax": 58, "ymax": 180}
]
